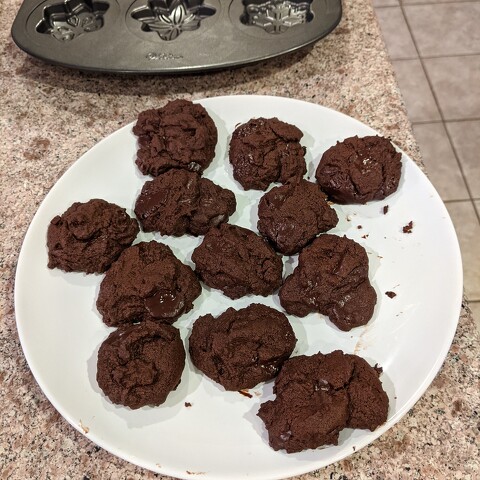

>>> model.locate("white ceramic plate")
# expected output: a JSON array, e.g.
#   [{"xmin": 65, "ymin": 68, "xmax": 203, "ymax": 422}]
[{"xmin": 15, "ymin": 96, "xmax": 462, "ymax": 480}]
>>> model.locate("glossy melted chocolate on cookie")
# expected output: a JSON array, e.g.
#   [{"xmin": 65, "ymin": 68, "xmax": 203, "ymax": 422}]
[{"xmin": 144, "ymin": 289, "xmax": 185, "ymax": 319}]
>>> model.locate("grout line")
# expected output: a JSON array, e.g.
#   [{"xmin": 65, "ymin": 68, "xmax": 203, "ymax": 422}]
[
  {"xmin": 396, "ymin": 118, "xmax": 480, "ymax": 125},
  {"xmin": 376, "ymin": 1, "xmax": 480, "ymax": 9},
  {"xmin": 392, "ymin": 54, "xmax": 480, "ymax": 63},
  {"xmin": 401, "ymin": 0, "xmax": 480, "ymax": 6},
  {"xmin": 419, "ymin": 51, "xmax": 480, "ymax": 60},
  {"xmin": 399, "ymin": 4, "xmax": 480, "ymax": 225},
  {"xmin": 390, "ymin": 56, "xmax": 420, "ymax": 61},
  {"xmin": 443, "ymin": 199, "xmax": 478, "ymax": 204},
  {"xmin": 411, "ymin": 119, "xmax": 444, "ymax": 126},
  {"xmin": 412, "ymin": 118, "xmax": 480, "ymax": 125},
  {"xmin": 443, "ymin": 117, "xmax": 480, "ymax": 123},
  {"xmin": 420, "ymin": 53, "xmax": 480, "ymax": 60}
]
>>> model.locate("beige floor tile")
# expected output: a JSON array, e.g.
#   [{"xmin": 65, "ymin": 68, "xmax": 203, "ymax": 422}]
[
  {"xmin": 392, "ymin": 59, "xmax": 441, "ymax": 122},
  {"xmin": 375, "ymin": 7, "xmax": 418, "ymax": 59},
  {"xmin": 413, "ymin": 123, "xmax": 469, "ymax": 201},
  {"xmin": 446, "ymin": 121, "xmax": 480, "ymax": 198},
  {"xmin": 424, "ymin": 55, "xmax": 480, "ymax": 120},
  {"xmin": 468, "ymin": 301, "xmax": 480, "ymax": 333},
  {"xmin": 445, "ymin": 201, "xmax": 480, "ymax": 302},
  {"xmin": 404, "ymin": 3, "xmax": 480, "ymax": 56}
]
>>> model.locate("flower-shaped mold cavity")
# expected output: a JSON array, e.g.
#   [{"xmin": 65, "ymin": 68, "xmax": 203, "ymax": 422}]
[
  {"xmin": 36, "ymin": 0, "xmax": 109, "ymax": 41},
  {"xmin": 131, "ymin": 0, "xmax": 217, "ymax": 41},
  {"xmin": 240, "ymin": 0, "xmax": 313, "ymax": 34}
]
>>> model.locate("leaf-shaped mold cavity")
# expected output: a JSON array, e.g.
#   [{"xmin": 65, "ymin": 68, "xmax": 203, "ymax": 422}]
[
  {"xmin": 36, "ymin": 0, "xmax": 109, "ymax": 41},
  {"xmin": 131, "ymin": 0, "xmax": 216, "ymax": 41},
  {"xmin": 240, "ymin": 0, "xmax": 313, "ymax": 34}
]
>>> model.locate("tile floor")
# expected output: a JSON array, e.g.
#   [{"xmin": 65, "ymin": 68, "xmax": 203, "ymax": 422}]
[{"xmin": 373, "ymin": 0, "xmax": 480, "ymax": 331}]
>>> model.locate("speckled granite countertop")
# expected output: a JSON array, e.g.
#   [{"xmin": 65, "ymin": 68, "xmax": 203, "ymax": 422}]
[{"xmin": 1, "ymin": 0, "xmax": 479, "ymax": 478}]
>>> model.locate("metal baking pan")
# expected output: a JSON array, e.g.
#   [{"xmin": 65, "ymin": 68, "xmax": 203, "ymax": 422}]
[{"xmin": 11, "ymin": 0, "xmax": 342, "ymax": 73}]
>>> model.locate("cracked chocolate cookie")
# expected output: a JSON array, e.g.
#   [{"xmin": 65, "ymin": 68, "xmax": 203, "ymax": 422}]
[
  {"xmin": 279, "ymin": 234, "xmax": 376, "ymax": 331},
  {"xmin": 315, "ymin": 135, "xmax": 402, "ymax": 204},
  {"xmin": 97, "ymin": 241, "xmax": 201, "ymax": 327},
  {"xmin": 97, "ymin": 320, "xmax": 185, "ymax": 409},
  {"xmin": 228, "ymin": 117, "xmax": 307, "ymax": 191},
  {"xmin": 257, "ymin": 179, "xmax": 338, "ymax": 255},
  {"xmin": 133, "ymin": 99, "xmax": 218, "ymax": 176},
  {"xmin": 134, "ymin": 169, "xmax": 236, "ymax": 236},
  {"xmin": 191, "ymin": 223, "xmax": 283, "ymax": 299},
  {"xmin": 257, "ymin": 350, "xmax": 389, "ymax": 453},
  {"xmin": 189, "ymin": 304, "xmax": 296, "ymax": 391},
  {"xmin": 47, "ymin": 199, "xmax": 139, "ymax": 274}
]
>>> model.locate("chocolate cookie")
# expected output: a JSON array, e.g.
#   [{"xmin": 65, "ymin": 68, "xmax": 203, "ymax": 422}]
[
  {"xmin": 134, "ymin": 169, "xmax": 236, "ymax": 236},
  {"xmin": 47, "ymin": 199, "xmax": 139, "ymax": 274},
  {"xmin": 229, "ymin": 117, "xmax": 306, "ymax": 190},
  {"xmin": 257, "ymin": 350, "xmax": 389, "ymax": 453},
  {"xmin": 189, "ymin": 304, "xmax": 296, "ymax": 390},
  {"xmin": 279, "ymin": 234, "xmax": 376, "ymax": 331},
  {"xmin": 191, "ymin": 223, "xmax": 283, "ymax": 299},
  {"xmin": 97, "ymin": 321, "xmax": 185, "ymax": 409},
  {"xmin": 97, "ymin": 241, "xmax": 201, "ymax": 327},
  {"xmin": 257, "ymin": 180, "xmax": 338, "ymax": 255},
  {"xmin": 133, "ymin": 99, "xmax": 218, "ymax": 176},
  {"xmin": 315, "ymin": 135, "xmax": 402, "ymax": 204}
]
